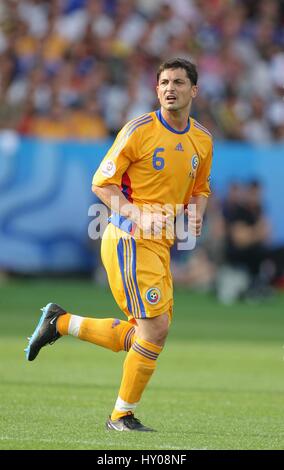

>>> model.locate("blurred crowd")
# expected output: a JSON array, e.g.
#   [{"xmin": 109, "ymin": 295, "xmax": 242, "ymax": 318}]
[
  {"xmin": 0, "ymin": 0, "xmax": 284, "ymax": 141},
  {"xmin": 171, "ymin": 180, "xmax": 284, "ymax": 302},
  {"xmin": 1, "ymin": 0, "xmax": 284, "ymax": 299}
]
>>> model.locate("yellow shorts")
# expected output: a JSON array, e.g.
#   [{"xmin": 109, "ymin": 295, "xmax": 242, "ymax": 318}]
[{"xmin": 101, "ymin": 220, "xmax": 173, "ymax": 324}]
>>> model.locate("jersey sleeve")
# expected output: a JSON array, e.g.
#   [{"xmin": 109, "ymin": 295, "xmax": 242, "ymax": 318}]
[
  {"xmin": 92, "ymin": 124, "xmax": 138, "ymax": 188},
  {"xmin": 192, "ymin": 139, "xmax": 213, "ymax": 198}
]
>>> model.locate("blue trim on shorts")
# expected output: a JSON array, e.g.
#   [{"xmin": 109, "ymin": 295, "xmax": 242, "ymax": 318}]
[
  {"xmin": 131, "ymin": 237, "xmax": 146, "ymax": 318},
  {"xmin": 117, "ymin": 239, "xmax": 132, "ymax": 314},
  {"xmin": 124, "ymin": 239, "xmax": 139, "ymax": 317}
]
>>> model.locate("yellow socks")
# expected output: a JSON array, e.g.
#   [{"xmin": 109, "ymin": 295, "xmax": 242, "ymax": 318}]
[
  {"xmin": 56, "ymin": 315, "xmax": 163, "ymax": 421},
  {"xmin": 111, "ymin": 337, "xmax": 162, "ymax": 421},
  {"xmin": 56, "ymin": 314, "xmax": 135, "ymax": 352}
]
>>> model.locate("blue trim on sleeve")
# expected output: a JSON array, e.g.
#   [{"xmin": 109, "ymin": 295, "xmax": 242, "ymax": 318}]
[
  {"xmin": 126, "ymin": 115, "xmax": 152, "ymax": 135},
  {"xmin": 127, "ymin": 117, "xmax": 153, "ymax": 137}
]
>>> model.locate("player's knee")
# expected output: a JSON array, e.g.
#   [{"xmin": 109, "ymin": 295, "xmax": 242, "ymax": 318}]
[
  {"xmin": 148, "ymin": 313, "xmax": 169, "ymax": 346},
  {"xmin": 153, "ymin": 325, "xmax": 168, "ymax": 345}
]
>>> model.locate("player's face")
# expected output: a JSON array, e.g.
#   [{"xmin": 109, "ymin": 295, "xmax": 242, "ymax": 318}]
[{"xmin": 156, "ymin": 68, "xmax": 197, "ymax": 112}]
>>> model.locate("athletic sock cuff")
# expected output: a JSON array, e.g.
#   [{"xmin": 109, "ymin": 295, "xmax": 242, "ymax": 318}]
[
  {"xmin": 132, "ymin": 337, "xmax": 163, "ymax": 360},
  {"xmin": 56, "ymin": 313, "xmax": 71, "ymax": 336}
]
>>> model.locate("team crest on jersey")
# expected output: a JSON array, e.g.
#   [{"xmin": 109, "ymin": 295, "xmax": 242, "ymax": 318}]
[
  {"xmin": 101, "ymin": 159, "xmax": 116, "ymax": 177},
  {"xmin": 145, "ymin": 287, "xmax": 161, "ymax": 305},
  {"xmin": 191, "ymin": 154, "xmax": 199, "ymax": 170}
]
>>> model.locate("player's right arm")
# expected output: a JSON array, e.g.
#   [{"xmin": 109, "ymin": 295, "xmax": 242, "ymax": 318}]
[
  {"xmin": 92, "ymin": 183, "xmax": 167, "ymax": 235},
  {"xmin": 92, "ymin": 183, "xmax": 138, "ymax": 222},
  {"xmin": 92, "ymin": 122, "xmax": 167, "ymax": 235}
]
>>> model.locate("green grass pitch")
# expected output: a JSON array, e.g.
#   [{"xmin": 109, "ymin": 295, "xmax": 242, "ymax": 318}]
[{"xmin": 0, "ymin": 278, "xmax": 284, "ymax": 450}]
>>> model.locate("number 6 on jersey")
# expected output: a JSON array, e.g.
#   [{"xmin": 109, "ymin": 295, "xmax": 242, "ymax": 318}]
[{"xmin": 152, "ymin": 147, "xmax": 165, "ymax": 170}]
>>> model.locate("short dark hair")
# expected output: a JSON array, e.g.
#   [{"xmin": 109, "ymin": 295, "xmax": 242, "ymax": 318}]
[{"xmin": 157, "ymin": 58, "xmax": 198, "ymax": 85}]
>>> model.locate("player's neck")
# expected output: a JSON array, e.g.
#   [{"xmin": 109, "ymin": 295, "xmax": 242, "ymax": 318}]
[{"xmin": 161, "ymin": 108, "xmax": 190, "ymax": 132}]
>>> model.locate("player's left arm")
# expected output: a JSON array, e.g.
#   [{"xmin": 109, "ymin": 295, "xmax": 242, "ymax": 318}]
[
  {"xmin": 188, "ymin": 139, "xmax": 213, "ymax": 237},
  {"xmin": 187, "ymin": 194, "xmax": 208, "ymax": 237}
]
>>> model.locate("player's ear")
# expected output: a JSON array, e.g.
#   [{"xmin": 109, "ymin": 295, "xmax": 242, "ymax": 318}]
[{"xmin": 191, "ymin": 85, "xmax": 198, "ymax": 98}]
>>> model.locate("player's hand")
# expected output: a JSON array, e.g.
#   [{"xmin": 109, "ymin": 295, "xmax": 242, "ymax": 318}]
[
  {"xmin": 186, "ymin": 209, "xmax": 203, "ymax": 237},
  {"xmin": 138, "ymin": 211, "xmax": 169, "ymax": 236}
]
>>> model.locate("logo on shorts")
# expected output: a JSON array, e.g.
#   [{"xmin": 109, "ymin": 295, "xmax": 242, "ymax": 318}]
[
  {"xmin": 145, "ymin": 287, "xmax": 161, "ymax": 305},
  {"xmin": 101, "ymin": 159, "xmax": 116, "ymax": 177},
  {"xmin": 191, "ymin": 154, "xmax": 199, "ymax": 171}
]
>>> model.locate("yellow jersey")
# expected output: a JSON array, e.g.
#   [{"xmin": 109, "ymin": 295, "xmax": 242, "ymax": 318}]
[{"xmin": 92, "ymin": 110, "xmax": 213, "ymax": 211}]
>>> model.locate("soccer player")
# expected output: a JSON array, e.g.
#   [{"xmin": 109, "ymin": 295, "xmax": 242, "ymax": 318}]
[{"xmin": 25, "ymin": 58, "xmax": 213, "ymax": 432}]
